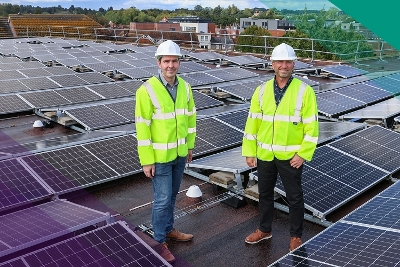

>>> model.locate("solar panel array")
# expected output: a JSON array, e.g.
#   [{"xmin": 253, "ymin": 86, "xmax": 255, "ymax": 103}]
[
  {"xmin": 194, "ymin": 117, "xmax": 243, "ymax": 157},
  {"xmin": 0, "ymin": 221, "xmax": 172, "ymax": 267},
  {"xmin": 213, "ymin": 109, "xmax": 249, "ymax": 131},
  {"xmin": 271, "ymin": 181, "xmax": 400, "ymax": 267},
  {"xmin": 0, "ymin": 200, "xmax": 110, "ymax": 257},
  {"xmin": 341, "ymin": 97, "xmax": 400, "ymax": 121},
  {"xmin": 223, "ymin": 54, "xmax": 267, "ymax": 67},
  {"xmin": 364, "ymin": 74, "xmax": 400, "ymax": 95},
  {"xmin": 321, "ymin": 64, "xmax": 368, "ymax": 78},
  {"xmin": 192, "ymin": 90, "xmax": 224, "ymax": 110},
  {"xmin": 215, "ymin": 77, "xmax": 267, "ymax": 101}
]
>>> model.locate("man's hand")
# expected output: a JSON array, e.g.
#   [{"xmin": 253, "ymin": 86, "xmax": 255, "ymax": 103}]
[
  {"xmin": 290, "ymin": 154, "xmax": 305, "ymax": 169},
  {"xmin": 143, "ymin": 164, "xmax": 155, "ymax": 178},
  {"xmin": 246, "ymin": 157, "xmax": 257, "ymax": 167},
  {"xmin": 187, "ymin": 150, "xmax": 193, "ymax": 163}
]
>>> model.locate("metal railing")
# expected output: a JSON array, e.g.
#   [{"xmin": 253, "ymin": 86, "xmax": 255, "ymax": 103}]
[{"xmin": 10, "ymin": 26, "xmax": 399, "ymax": 63}]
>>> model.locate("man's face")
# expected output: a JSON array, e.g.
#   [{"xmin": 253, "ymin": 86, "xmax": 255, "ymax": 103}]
[
  {"xmin": 272, "ymin": 60, "xmax": 295, "ymax": 79},
  {"xmin": 157, "ymin": 55, "xmax": 180, "ymax": 81}
]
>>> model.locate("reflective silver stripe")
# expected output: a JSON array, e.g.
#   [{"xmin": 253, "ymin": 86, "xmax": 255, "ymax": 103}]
[
  {"xmin": 304, "ymin": 135, "xmax": 318, "ymax": 144},
  {"xmin": 153, "ymin": 112, "xmax": 175, "ymax": 120},
  {"xmin": 175, "ymin": 108, "xmax": 186, "ymax": 115},
  {"xmin": 185, "ymin": 81, "xmax": 190, "ymax": 102},
  {"xmin": 187, "ymin": 106, "xmax": 196, "ymax": 116},
  {"xmin": 257, "ymin": 142, "xmax": 301, "ymax": 152},
  {"xmin": 294, "ymin": 82, "xmax": 307, "ymax": 120},
  {"xmin": 303, "ymin": 114, "xmax": 318, "ymax": 124},
  {"xmin": 272, "ymin": 114, "xmax": 301, "ymax": 123},
  {"xmin": 135, "ymin": 116, "xmax": 151, "ymax": 126},
  {"xmin": 261, "ymin": 115, "xmax": 274, "ymax": 122},
  {"xmin": 152, "ymin": 138, "xmax": 186, "ymax": 150},
  {"xmin": 244, "ymin": 133, "xmax": 257, "ymax": 140},
  {"xmin": 188, "ymin": 127, "xmax": 196, "ymax": 133},
  {"xmin": 138, "ymin": 139, "xmax": 152, "ymax": 146},
  {"xmin": 258, "ymin": 82, "xmax": 267, "ymax": 110},
  {"xmin": 144, "ymin": 82, "xmax": 161, "ymax": 110},
  {"xmin": 248, "ymin": 111, "xmax": 262, "ymax": 119}
]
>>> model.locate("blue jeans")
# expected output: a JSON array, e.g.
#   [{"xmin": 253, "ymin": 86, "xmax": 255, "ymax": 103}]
[{"xmin": 152, "ymin": 156, "xmax": 187, "ymax": 243}]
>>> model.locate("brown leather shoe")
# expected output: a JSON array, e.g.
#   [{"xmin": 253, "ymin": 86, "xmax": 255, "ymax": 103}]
[
  {"xmin": 289, "ymin": 237, "xmax": 302, "ymax": 251},
  {"xmin": 158, "ymin": 242, "xmax": 175, "ymax": 263},
  {"xmin": 166, "ymin": 228, "xmax": 193, "ymax": 241},
  {"xmin": 245, "ymin": 229, "xmax": 272, "ymax": 244}
]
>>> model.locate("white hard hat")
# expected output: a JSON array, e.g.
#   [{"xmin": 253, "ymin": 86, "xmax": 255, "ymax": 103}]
[
  {"xmin": 270, "ymin": 43, "xmax": 297, "ymax": 61},
  {"xmin": 155, "ymin": 40, "xmax": 182, "ymax": 58}
]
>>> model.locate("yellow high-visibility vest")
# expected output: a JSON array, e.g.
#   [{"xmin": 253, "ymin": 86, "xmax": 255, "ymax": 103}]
[
  {"xmin": 242, "ymin": 78, "xmax": 318, "ymax": 161},
  {"xmin": 135, "ymin": 76, "xmax": 196, "ymax": 165}
]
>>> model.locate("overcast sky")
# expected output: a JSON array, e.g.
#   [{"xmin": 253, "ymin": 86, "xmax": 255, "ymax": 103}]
[{"xmin": 4, "ymin": 0, "xmax": 337, "ymax": 11}]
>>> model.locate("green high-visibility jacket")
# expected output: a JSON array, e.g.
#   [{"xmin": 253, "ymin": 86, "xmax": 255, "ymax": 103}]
[
  {"xmin": 135, "ymin": 76, "xmax": 196, "ymax": 166},
  {"xmin": 242, "ymin": 77, "xmax": 318, "ymax": 162}
]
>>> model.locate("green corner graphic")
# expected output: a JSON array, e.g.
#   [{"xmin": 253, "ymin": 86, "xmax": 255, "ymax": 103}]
[{"xmin": 329, "ymin": 0, "xmax": 400, "ymax": 51}]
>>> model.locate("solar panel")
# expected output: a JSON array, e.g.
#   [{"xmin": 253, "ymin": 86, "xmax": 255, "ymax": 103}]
[
  {"xmin": 318, "ymin": 121, "xmax": 366, "ymax": 144},
  {"xmin": 187, "ymin": 51, "xmax": 223, "ymax": 61},
  {"xmin": 224, "ymin": 55, "xmax": 266, "ymax": 66},
  {"xmin": 223, "ymin": 67, "xmax": 259, "ymax": 79},
  {"xmin": 141, "ymin": 65, "xmax": 160, "ymax": 76},
  {"xmin": 275, "ymin": 146, "xmax": 388, "ymax": 217},
  {"xmin": 43, "ymin": 66, "xmax": 76, "ymax": 76},
  {"xmin": 103, "ymin": 60, "xmax": 134, "ymax": 70},
  {"xmin": 180, "ymin": 72, "xmax": 224, "ymax": 86},
  {"xmin": 84, "ymin": 62, "xmax": 114, "ymax": 72},
  {"xmin": 293, "ymin": 60, "xmax": 314, "ymax": 70},
  {"xmin": 364, "ymin": 76, "xmax": 400, "ymax": 95},
  {"xmin": 271, "ymin": 222, "xmax": 400, "ymax": 267},
  {"xmin": 192, "ymin": 90, "xmax": 224, "ymax": 110},
  {"xmin": 0, "ymin": 70, "xmax": 26, "ymax": 80},
  {"xmin": 204, "ymin": 68, "xmax": 239, "ymax": 81},
  {"xmin": 341, "ymin": 97, "xmax": 400, "ymax": 121},
  {"xmin": 194, "ymin": 117, "xmax": 243, "ymax": 156},
  {"xmin": 122, "ymin": 58, "xmax": 154, "ymax": 67},
  {"xmin": 0, "ymin": 158, "xmax": 51, "ymax": 212},
  {"xmin": 378, "ymin": 180, "xmax": 400, "ymax": 199},
  {"xmin": 77, "ymin": 56, "xmax": 102, "ymax": 65},
  {"xmin": 292, "ymin": 75, "xmax": 320, "ymax": 88},
  {"xmin": 118, "ymin": 68, "xmax": 152, "ymax": 79},
  {"xmin": 16, "ymin": 68, "xmax": 52, "ymax": 78},
  {"xmin": 317, "ymin": 91, "xmax": 365, "ymax": 117},
  {"xmin": 0, "ymin": 221, "xmax": 172, "ymax": 267},
  {"xmin": 0, "ymin": 80, "xmax": 29, "ymax": 93},
  {"xmin": 0, "ymin": 57, "xmax": 21, "ymax": 63},
  {"xmin": 217, "ymin": 82, "xmax": 256, "ymax": 101},
  {"xmin": 83, "ymin": 135, "xmax": 142, "ymax": 175},
  {"xmin": 19, "ymin": 77, "xmax": 61, "ymax": 91},
  {"xmin": 214, "ymin": 109, "xmax": 249, "ymax": 131},
  {"xmin": 115, "ymin": 80, "xmax": 143, "ymax": 95},
  {"xmin": 76, "ymin": 72, "xmax": 114, "ymax": 84},
  {"xmin": 0, "ymin": 199, "xmax": 110, "ymax": 257},
  {"xmin": 0, "ymin": 95, "xmax": 32, "ymax": 114},
  {"xmin": 88, "ymin": 83, "xmax": 132, "ymax": 99},
  {"xmin": 321, "ymin": 64, "xmax": 368, "ymax": 78},
  {"xmin": 104, "ymin": 100, "xmax": 135, "ymax": 122},
  {"xmin": 49, "ymin": 74, "xmax": 89, "ymax": 87},
  {"xmin": 65, "ymin": 105, "xmax": 130, "ymax": 130},
  {"xmin": 21, "ymin": 146, "xmax": 118, "ymax": 193},
  {"xmin": 19, "ymin": 90, "xmax": 71, "ymax": 108},
  {"xmin": 179, "ymin": 61, "xmax": 212, "ymax": 72},
  {"xmin": 56, "ymin": 58, "xmax": 82, "ymax": 67},
  {"xmin": 55, "ymin": 87, "xmax": 103, "ymax": 104},
  {"xmin": 16, "ymin": 61, "xmax": 46, "ymax": 69}
]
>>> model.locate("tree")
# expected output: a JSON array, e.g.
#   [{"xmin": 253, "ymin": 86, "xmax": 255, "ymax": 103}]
[{"xmin": 236, "ymin": 25, "xmax": 272, "ymax": 54}]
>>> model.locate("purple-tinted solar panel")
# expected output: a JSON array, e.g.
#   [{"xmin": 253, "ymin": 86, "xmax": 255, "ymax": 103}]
[
  {"xmin": 21, "ymin": 146, "xmax": 118, "ymax": 194},
  {"xmin": 0, "ymin": 200, "xmax": 110, "ymax": 257},
  {"xmin": 0, "ymin": 258, "xmax": 27, "ymax": 267},
  {"xmin": 0, "ymin": 158, "xmax": 50, "ymax": 212},
  {"xmin": 0, "ymin": 222, "xmax": 171, "ymax": 267}
]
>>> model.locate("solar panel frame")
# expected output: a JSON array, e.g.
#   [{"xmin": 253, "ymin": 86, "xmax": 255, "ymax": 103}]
[
  {"xmin": 49, "ymin": 74, "xmax": 89, "ymax": 87},
  {"xmin": 19, "ymin": 77, "xmax": 61, "ymax": 91},
  {"xmin": 55, "ymin": 86, "xmax": 103, "ymax": 104},
  {"xmin": 75, "ymin": 72, "xmax": 114, "ymax": 84},
  {"xmin": 0, "ymin": 70, "xmax": 26, "ymax": 80},
  {"xmin": 0, "ymin": 221, "xmax": 172, "ymax": 267},
  {"xmin": 65, "ymin": 105, "xmax": 130, "ymax": 130},
  {"xmin": 87, "ymin": 83, "xmax": 132, "ymax": 99},
  {"xmin": 0, "ymin": 95, "xmax": 32, "ymax": 114},
  {"xmin": 192, "ymin": 90, "xmax": 224, "ymax": 110},
  {"xmin": 21, "ymin": 145, "xmax": 119, "ymax": 194},
  {"xmin": 321, "ymin": 64, "xmax": 368, "ymax": 78},
  {"xmin": 0, "ymin": 158, "xmax": 51, "ymax": 212},
  {"xmin": 0, "ymin": 80, "xmax": 29, "ymax": 93},
  {"xmin": 0, "ymin": 199, "xmax": 110, "ymax": 257},
  {"xmin": 18, "ymin": 90, "xmax": 71, "ymax": 108},
  {"xmin": 213, "ymin": 109, "xmax": 249, "ymax": 132},
  {"xmin": 115, "ymin": 80, "xmax": 143, "ymax": 94},
  {"xmin": 82, "ymin": 135, "xmax": 142, "ymax": 176},
  {"xmin": 104, "ymin": 100, "xmax": 135, "ymax": 122}
]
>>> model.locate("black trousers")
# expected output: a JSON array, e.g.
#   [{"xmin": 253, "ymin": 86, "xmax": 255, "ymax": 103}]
[{"xmin": 257, "ymin": 157, "xmax": 305, "ymax": 237}]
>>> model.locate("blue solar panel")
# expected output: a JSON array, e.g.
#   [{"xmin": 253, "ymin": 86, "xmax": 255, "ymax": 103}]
[
  {"xmin": 192, "ymin": 90, "xmax": 224, "ymax": 110},
  {"xmin": 194, "ymin": 118, "xmax": 243, "ymax": 157},
  {"xmin": 378, "ymin": 180, "xmax": 400, "ymax": 199},
  {"xmin": 343, "ymin": 196, "xmax": 400, "ymax": 231},
  {"xmin": 0, "ymin": 221, "xmax": 171, "ymax": 267},
  {"xmin": 271, "ymin": 222, "xmax": 400, "ymax": 267},
  {"xmin": 0, "ymin": 158, "xmax": 51, "ymax": 212},
  {"xmin": 364, "ymin": 76, "xmax": 400, "ymax": 95},
  {"xmin": 317, "ymin": 91, "xmax": 365, "ymax": 117},
  {"xmin": 328, "ymin": 126, "xmax": 400, "ymax": 173},
  {"xmin": 321, "ymin": 64, "xmax": 368, "ymax": 78},
  {"xmin": 0, "ymin": 200, "xmax": 109, "ymax": 257},
  {"xmin": 334, "ymin": 83, "xmax": 390, "ymax": 103},
  {"xmin": 276, "ymin": 146, "xmax": 388, "ymax": 217},
  {"xmin": 214, "ymin": 109, "xmax": 248, "ymax": 131}
]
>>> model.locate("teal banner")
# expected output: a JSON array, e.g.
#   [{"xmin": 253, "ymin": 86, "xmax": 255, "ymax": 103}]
[{"xmin": 329, "ymin": 0, "xmax": 400, "ymax": 50}]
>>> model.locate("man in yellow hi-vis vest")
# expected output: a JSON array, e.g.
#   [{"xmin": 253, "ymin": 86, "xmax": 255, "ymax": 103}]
[
  {"xmin": 135, "ymin": 40, "xmax": 196, "ymax": 263},
  {"xmin": 242, "ymin": 43, "xmax": 318, "ymax": 251}
]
